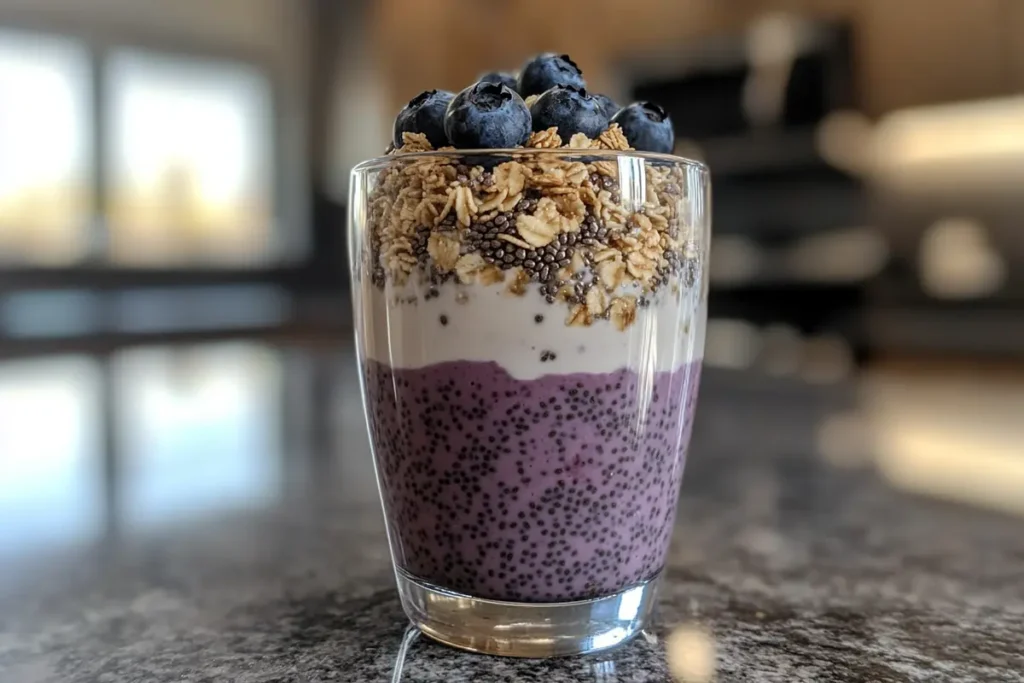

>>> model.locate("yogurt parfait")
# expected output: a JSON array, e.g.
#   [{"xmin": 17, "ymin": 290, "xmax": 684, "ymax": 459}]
[{"xmin": 349, "ymin": 52, "xmax": 710, "ymax": 657}]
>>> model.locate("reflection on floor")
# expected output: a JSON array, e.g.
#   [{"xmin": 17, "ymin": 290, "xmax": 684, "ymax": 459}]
[
  {"xmin": 817, "ymin": 360, "xmax": 1024, "ymax": 517},
  {"xmin": 864, "ymin": 363, "xmax": 1024, "ymax": 517},
  {"xmin": 113, "ymin": 344, "xmax": 283, "ymax": 528},
  {"xmin": 0, "ymin": 343, "xmax": 321, "ymax": 559},
  {"xmin": 0, "ymin": 356, "xmax": 103, "ymax": 553}
]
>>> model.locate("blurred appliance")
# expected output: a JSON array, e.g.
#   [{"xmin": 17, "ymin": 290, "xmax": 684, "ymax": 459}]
[
  {"xmin": 864, "ymin": 97, "xmax": 1024, "ymax": 358},
  {"xmin": 632, "ymin": 19, "xmax": 867, "ymax": 374}
]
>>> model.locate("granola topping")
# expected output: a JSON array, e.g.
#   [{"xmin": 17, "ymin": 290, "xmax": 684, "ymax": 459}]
[{"xmin": 364, "ymin": 125, "xmax": 698, "ymax": 331}]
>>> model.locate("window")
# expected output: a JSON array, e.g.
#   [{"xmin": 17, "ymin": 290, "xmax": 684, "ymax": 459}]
[
  {"xmin": 0, "ymin": 25, "xmax": 283, "ymax": 269},
  {"xmin": 105, "ymin": 51, "xmax": 275, "ymax": 267},
  {"xmin": 0, "ymin": 29, "xmax": 92, "ymax": 265}
]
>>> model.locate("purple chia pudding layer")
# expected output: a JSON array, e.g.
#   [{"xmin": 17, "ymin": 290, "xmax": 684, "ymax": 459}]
[{"xmin": 364, "ymin": 358, "xmax": 701, "ymax": 603}]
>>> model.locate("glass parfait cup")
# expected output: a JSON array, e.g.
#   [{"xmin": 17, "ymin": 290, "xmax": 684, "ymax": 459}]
[{"xmin": 349, "ymin": 147, "xmax": 710, "ymax": 657}]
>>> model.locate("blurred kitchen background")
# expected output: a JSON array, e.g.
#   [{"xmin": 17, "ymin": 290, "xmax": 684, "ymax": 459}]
[{"xmin": 2, "ymin": 0, "xmax": 1023, "ymax": 558}]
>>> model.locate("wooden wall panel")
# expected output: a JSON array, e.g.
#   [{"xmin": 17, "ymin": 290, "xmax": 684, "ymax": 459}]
[
  {"xmin": 369, "ymin": 0, "xmax": 854, "ymax": 112},
  {"xmin": 369, "ymin": 0, "xmax": 1023, "ymax": 117},
  {"xmin": 855, "ymin": 0, "xmax": 1010, "ymax": 115}
]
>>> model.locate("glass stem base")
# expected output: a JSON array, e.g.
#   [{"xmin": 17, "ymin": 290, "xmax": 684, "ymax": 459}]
[{"xmin": 395, "ymin": 569, "xmax": 661, "ymax": 658}]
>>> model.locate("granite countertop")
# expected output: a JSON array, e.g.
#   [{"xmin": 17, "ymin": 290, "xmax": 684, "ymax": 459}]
[{"xmin": 1, "ymin": 360, "xmax": 1023, "ymax": 682}]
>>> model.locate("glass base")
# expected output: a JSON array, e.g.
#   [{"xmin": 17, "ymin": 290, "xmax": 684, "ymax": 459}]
[{"xmin": 395, "ymin": 568, "xmax": 661, "ymax": 658}]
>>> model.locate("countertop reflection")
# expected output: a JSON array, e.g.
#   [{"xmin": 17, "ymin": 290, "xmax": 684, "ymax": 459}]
[{"xmin": 1, "ymin": 342, "xmax": 1023, "ymax": 682}]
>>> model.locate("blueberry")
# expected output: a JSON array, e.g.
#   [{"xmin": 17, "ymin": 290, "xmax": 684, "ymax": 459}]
[
  {"xmin": 593, "ymin": 94, "xmax": 621, "ymax": 118},
  {"xmin": 478, "ymin": 71, "xmax": 518, "ymax": 92},
  {"xmin": 393, "ymin": 89, "xmax": 455, "ymax": 149},
  {"xmin": 529, "ymin": 85, "xmax": 608, "ymax": 140},
  {"xmin": 444, "ymin": 81, "xmax": 532, "ymax": 149},
  {"xmin": 611, "ymin": 101, "xmax": 675, "ymax": 153},
  {"xmin": 517, "ymin": 53, "xmax": 585, "ymax": 97}
]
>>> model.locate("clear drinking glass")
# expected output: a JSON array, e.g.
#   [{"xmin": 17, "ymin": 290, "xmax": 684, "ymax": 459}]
[{"xmin": 349, "ymin": 149, "xmax": 710, "ymax": 657}]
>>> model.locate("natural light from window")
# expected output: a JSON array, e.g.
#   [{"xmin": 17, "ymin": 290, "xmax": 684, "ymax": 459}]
[
  {"xmin": 106, "ymin": 51, "xmax": 274, "ymax": 266},
  {"xmin": 0, "ymin": 29, "xmax": 91, "ymax": 265}
]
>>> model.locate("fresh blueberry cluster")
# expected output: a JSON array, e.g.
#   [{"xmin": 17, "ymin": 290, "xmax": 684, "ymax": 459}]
[{"xmin": 392, "ymin": 53, "xmax": 676, "ymax": 154}]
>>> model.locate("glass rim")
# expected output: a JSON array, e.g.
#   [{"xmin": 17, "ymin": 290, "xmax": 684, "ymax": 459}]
[{"xmin": 351, "ymin": 148, "xmax": 710, "ymax": 175}]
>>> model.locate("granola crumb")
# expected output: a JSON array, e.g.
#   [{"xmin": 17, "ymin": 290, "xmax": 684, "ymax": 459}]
[
  {"xmin": 527, "ymin": 127, "xmax": 562, "ymax": 149},
  {"xmin": 507, "ymin": 269, "xmax": 530, "ymax": 296}
]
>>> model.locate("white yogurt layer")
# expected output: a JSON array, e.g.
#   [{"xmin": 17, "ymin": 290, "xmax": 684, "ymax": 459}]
[{"xmin": 358, "ymin": 270, "xmax": 706, "ymax": 381}]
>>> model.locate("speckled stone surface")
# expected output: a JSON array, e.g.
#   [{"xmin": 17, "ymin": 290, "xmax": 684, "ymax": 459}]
[{"xmin": 2, "ymin": 370, "xmax": 1023, "ymax": 682}]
